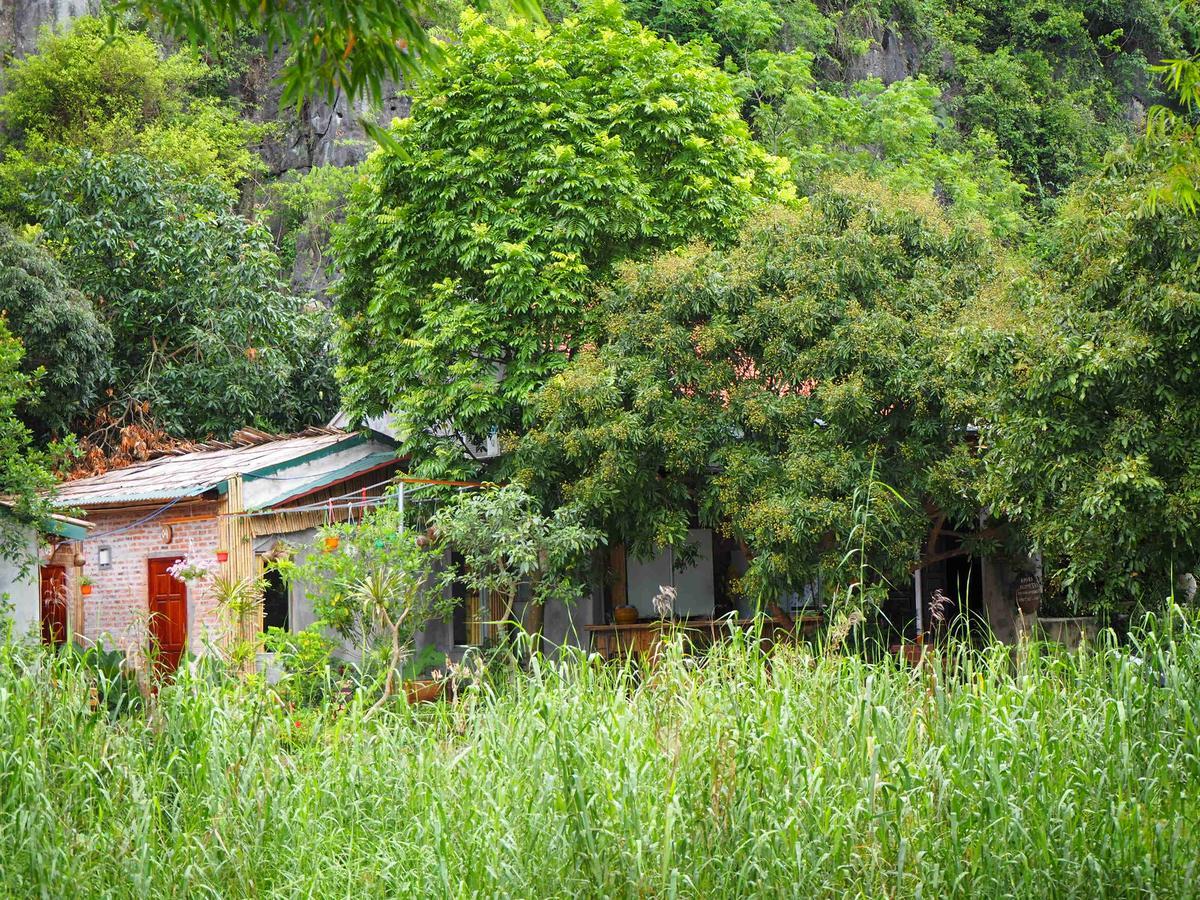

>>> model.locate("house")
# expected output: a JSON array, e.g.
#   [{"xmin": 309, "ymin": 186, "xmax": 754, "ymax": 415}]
[
  {"xmin": 0, "ymin": 501, "xmax": 92, "ymax": 644},
  {"xmin": 49, "ymin": 426, "xmax": 402, "ymax": 669}
]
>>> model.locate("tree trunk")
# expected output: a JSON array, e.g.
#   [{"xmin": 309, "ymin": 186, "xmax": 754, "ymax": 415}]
[{"xmin": 525, "ymin": 599, "xmax": 546, "ymax": 646}]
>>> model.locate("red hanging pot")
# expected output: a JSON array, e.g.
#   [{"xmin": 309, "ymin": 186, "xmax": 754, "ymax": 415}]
[{"xmin": 216, "ymin": 550, "xmax": 230, "ymax": 563}]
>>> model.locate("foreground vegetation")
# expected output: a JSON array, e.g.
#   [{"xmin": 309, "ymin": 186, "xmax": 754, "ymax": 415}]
[{"xmin": 2, "ymin": 620, "xmax": 1198, "ymax": 897}]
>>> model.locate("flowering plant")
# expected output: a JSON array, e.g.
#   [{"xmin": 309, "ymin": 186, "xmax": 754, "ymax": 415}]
[{"xmin": 167, "ymin": 556, "xmax": 212, "ymax": 584}]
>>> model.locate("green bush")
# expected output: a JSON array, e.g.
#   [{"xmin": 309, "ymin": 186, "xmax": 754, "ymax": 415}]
[{"xmin": 263, "ymin": 626, "xmax": 336, "ymax": 707}]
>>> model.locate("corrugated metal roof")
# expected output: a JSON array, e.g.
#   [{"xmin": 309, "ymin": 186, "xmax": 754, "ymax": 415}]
[
  {"xmin": 247, "ymin": 450, "xmax": 399, "ymax": 511},
  {"xmin": 53, "ymin": 430, "xmax": 367, "ymax": 508}
]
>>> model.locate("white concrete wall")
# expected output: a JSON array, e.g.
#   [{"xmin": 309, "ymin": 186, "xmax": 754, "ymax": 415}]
[
  {"xmin": 627, "ymin": 530, "xmax": 715, "ymax": 617},
  {"xmin": 0, "ymin": 528, "xmax": 41, "ymax": 641}
]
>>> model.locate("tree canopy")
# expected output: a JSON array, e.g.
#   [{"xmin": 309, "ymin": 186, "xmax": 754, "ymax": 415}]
[
  {"xmin": 0, "ymin": 226, "xmax": 113, "ymax": 438},
  {"xmin": 334, "ymin": 3, "xmax": 793, "ymax": 480},
  {"xmin": 31, "ymin": 152, "xmax": 335, "ymax": 440},
  {"xmin": 0, "ymin": 18, "xmax": 267, "ymax": 212},
  {"xmin": 958, "ymin": 141, "xmax": 1200, "ymax": 612},
  {"xmin": 517, "ymin": 182, "xmax": 1007, "ymax": 604}
]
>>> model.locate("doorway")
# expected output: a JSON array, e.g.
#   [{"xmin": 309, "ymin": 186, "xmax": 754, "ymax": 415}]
[
  {"xmin": 262, "ymin": 567, "xmax": 290, "ymax": 632},
  {"xmin": 148, "ymin": 557, "xmax": 187, "ymax": 672},
  {"xmin": 39, "ymin": 565, "xmax": 68, "ymax": 646}
]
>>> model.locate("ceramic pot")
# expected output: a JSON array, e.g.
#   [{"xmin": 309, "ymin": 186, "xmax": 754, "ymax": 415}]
[{"xmin": 614, "ymin": 605, "xmax": 639, "ymax": 626}]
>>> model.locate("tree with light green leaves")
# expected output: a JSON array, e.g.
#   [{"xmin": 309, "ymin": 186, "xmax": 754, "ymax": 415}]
[
  {"xmin": 517, "ymin": 181, "xmax": 1010, "ymax": 614},
  {"xmin": 334, "ymin": 3, "xmax": 793, "ymax": 481},
  {"xmin": 0, "ymin": 18, "xmax": 267, "ymax": 214}
]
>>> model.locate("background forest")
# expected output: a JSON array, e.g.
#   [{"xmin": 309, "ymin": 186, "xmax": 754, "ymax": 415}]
[{"xmin": 0, "ymin": 0, "xmax": 1198, "ymax": 613}]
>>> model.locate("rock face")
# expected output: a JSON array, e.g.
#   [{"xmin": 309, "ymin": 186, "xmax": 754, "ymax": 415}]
[
  {"xmin": 1, "ymin": 0, "xmax": 96, "ymax": 58},
  {"xmin": 843, "ymin": 24, "xmax": 927, "ymax": 85},
  {"xmin": 247, "ymin": 47, "xmax": 410, "ymax": 177}
]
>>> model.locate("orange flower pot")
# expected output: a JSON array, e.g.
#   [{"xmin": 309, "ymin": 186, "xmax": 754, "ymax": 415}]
[
  {"xmin": 80, "ymin": 584, "xmax": 93, "ymax": 596},
  {"xmin": 216, "ymin": 550, "xmax": 229, "ymax": 563},
  {"xmin": 404, "ymin": 679, "xmax": 444, "ymax": 704},
  {"xmin": 614, "ymin": 605, "xmax": 639, "ymax": 625}
]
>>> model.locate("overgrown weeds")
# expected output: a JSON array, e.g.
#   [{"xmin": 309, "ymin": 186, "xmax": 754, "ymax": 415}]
[{"xmin": 1, "ymin": 618, "xmax": 1198, "ymax": 897}]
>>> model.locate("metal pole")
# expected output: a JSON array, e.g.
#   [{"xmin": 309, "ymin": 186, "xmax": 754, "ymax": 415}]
[
  {"xmin": 914, "ymin": 566, "xmax": 924, "ymax": 645},
  {"xmin": 397, "ymin": 480, "xmax": 405, "ymax": 531}
]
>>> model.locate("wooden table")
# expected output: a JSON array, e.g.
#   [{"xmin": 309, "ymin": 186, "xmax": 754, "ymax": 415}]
[{"xmin": 585, "ymin": 615, "xmax": 822, "ymax": 661}]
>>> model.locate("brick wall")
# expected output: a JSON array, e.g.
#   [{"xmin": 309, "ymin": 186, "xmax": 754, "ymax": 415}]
[{"xmin": 76, "ymin": 503, "xmax": 225, "ymax": 657}]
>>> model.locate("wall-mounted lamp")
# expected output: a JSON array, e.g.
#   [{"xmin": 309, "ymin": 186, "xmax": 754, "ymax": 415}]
[{"xmin": 97, "ymin": 546, "xmax": 112, "ymax": 568}]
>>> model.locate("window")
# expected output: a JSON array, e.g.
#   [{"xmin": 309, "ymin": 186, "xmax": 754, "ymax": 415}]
[
  {"xmin": 262, "ymin": 567, "xmax": 290, "ymax": 632},
  {"xmin": 451, "ymin": 551, "xmax": 491, "ymax": 646}
]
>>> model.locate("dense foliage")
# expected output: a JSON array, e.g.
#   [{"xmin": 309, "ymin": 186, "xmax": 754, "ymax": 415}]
[
  {"xmin": 334, "ymin": 4, "xmax": 792, "ymax": 479},
  {"xmin": 30, "ymin": 152, "xmax": 334, "ymax": 438},
  {"xmin": 615, "ymin": 0, "xmax": 1199, "ymax": 203},
  {"xmin": 0, "ymin": 19, "xmax": 266, "ymax": 210},
  {"xmin": 0, "ymin": 321, "xmax": 59, "ymax": 565},
  {"xmin": 959, "ymin": 142, "xmax": 1200, "ymax": 612},
  {"xmin": 0, "ymin": 226, "xmax": 112, "ymax": 437},
  {"xmin": 2, "ymin": 624, "xmax": 1199, "ymax": 895},
  {"xmin": 518, "ymin": 184, "xmax": 1005, "ymax": 602}
]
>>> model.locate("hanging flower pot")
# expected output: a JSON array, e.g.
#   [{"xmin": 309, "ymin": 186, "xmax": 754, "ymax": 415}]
[
  {"xmin": 324, "ymin": 535, "xmax": 341, "ymax": 552},
  {"xmin": 80, "ymin": 579, "xmax": 93, "ymax": 597},
  {"xmin": 216, "ymin": 550, "xmax": 230, "ymax": 563},
  {"xmin": 74, "ymin": 550, "xmax": 86, "ymax": 568}
]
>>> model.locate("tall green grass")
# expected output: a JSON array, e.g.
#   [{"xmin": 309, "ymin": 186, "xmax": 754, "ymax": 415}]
[{"xmin": 1, "ymin": 620, "xmax": 1198, "ymax": 898}]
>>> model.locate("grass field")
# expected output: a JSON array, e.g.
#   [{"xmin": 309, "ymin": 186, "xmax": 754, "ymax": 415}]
[{"xmin": 1, "ymin": 621, "xmax": 1198, "ymax": 898}]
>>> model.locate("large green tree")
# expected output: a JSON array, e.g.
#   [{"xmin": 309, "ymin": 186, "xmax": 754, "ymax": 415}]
[
  {"xmin": 335, "ymin": 4, "xmax": 792, "ymax": 480},
  {"xmin": 0, "ymin": 18, "xmax": 266, "ymax": 213},
  {"xmin": 0, "ymin": 226, "xmax": 113, "ymax": 438},
  {"xmin": 959, "ymin": 141, "xmax": 1200, "ymax": 612},
  {"xmin": 517, "ymin": 182, "xmax": 1007, "ymax": 608},
  {"xmin": 32, "ymin": 152, "xmax": 335, "ymax": 439}
]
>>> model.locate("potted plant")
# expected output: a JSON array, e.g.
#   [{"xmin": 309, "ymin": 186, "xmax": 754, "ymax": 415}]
[
  {"xmin": 79, "ymin": 575, "xmax": 93, "ymax": 596},
  {"xmin": 402, "ymin": 646, "xmax": 448, "ymax": 704},
  {"xmin": 167, "ymin": 556, "xmax": 212, "ymax": 583}
]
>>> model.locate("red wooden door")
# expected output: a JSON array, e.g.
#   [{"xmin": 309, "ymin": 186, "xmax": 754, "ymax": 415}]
[
  {"xmin": 148, "ymin": 557, "xmax": 187, "ymax": 672},
  {"xmin": 39, "ymin": 565, "xmax": 68, "ymax": 646}
]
